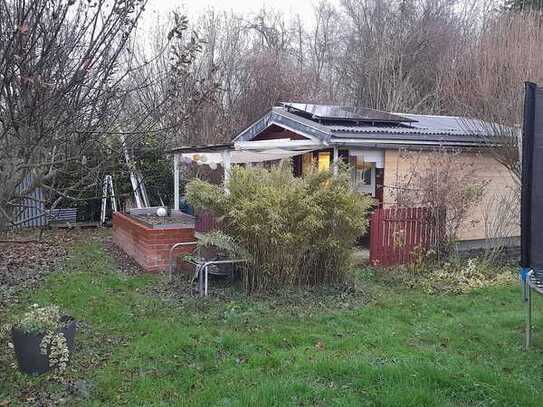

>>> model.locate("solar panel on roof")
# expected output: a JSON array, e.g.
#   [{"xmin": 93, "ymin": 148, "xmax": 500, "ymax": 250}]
[{"xmin": 281, "ymin": 102, "xmax": 416, "ymax": 123}]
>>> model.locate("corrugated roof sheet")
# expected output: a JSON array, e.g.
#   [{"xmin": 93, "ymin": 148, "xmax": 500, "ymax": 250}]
[
  {"xmin": 233, "ymin": 104, "xmax": 510, "ymax": 147},
  {"xmin": 327, "ymin": 114, "xmax": 489, "ymax": 137},
  {"xmin": 397, "ymin": 114, "xmax": 489, "ymax": 133},
  {"xmin": 323, "ymin": 113, "xmax": 501, "ymax": 147},
  {"xmin": 281, "ymin": 102, "xmax": 416, "ymax": 123}
]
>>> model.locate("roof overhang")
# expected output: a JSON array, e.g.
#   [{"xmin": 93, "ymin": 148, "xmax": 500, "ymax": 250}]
[{"xmin": 329, "ymin": 138, "xmax": 495, "ymax": 150}]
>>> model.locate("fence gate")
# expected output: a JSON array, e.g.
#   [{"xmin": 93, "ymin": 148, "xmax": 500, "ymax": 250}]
[{"xmin": 369, "ymin": 207, "xmax": 445, "ymax": 267}]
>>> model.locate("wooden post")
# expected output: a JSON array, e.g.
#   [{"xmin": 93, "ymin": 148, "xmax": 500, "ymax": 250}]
[
  {"xmin": 223, "ymin": 150, "xmax": 231, "ymax": 194},
  {"xmin": 333, "ymin": 146, "xmax": 339, "ymax": 175},
  {"xmin": 173, "ymin": 153, "xmax": 180, "ymax": 211}
]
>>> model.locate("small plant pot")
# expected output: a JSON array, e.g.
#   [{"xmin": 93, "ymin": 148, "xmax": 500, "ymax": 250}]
[{"xmin": 11, "ymin": 316, "xmax": 76, "ymax": 376}]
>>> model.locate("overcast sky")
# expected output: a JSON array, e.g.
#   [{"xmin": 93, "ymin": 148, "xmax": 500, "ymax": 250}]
[{"xmin": 143, "ymin": 0, "xmax": 322, "ymax": 29}]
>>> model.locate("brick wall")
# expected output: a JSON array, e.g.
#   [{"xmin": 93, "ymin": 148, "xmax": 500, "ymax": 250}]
[{"xmin": 112, "ymin": 212, "xmax": 196, "ymax": 273}]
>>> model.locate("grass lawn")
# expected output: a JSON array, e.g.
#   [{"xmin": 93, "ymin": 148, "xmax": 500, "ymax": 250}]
[{"xmin": 1, "ymin": 239, "xmax": 543, "ymax": 406}]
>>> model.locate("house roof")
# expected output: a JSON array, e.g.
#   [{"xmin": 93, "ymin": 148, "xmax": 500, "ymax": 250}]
[
  {"xmin": 281, "ymin": 102, "xmax": 416, "ymax": 123},
  {"xmin": 234, "ymin": 104, "xmax": 508, "ymax": 149}
]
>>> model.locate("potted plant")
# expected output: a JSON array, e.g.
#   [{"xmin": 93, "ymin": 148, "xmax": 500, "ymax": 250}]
[{"xmin": 2, "ymin": 304, "xmax": 76, "ymax": 375}]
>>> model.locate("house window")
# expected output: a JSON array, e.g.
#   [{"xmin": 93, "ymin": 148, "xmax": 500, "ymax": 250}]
[
  {"xmin": 357, "ymin": 162, "xmax": 373, "ymax": 186},
  {"xmin": 301, "ymin": 151, "xmax": 331, "ymax": 175},
  {"xmin": 351, "ymin": 157, "xmax": 376, "ymax": 196},
  {"xmin": 318, "ymin": 152, "xmax": 330, "ymax": 172}
]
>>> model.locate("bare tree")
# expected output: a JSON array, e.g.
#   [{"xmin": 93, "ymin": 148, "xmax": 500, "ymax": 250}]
[
  {"xmin": 181, "ymin": 8, "xmax": 313, "ymax": 140},
  {"xmin": 0, "ymin": 0, "xmax": 148, "ymax": 228},
  {"xmin": 122, "ymin": 11, "xmax": 219, "ymax": 147},
  {"xmin": 0, "ymin": 0, "xmax": 223, "ymax": 225},
  {"xmin": 307, "ymin": 0, "xmax": 342, "ymax": 101},
  {"xmin": 437, "ymin": 12, "xmax": 543, "ymax": 183},
  {"xmin": 338, "ymin": 0, "xmax": 464, "ymax": 112}
]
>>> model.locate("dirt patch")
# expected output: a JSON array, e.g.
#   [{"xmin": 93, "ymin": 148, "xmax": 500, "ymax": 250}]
[{"xmin": 0, "ymin": 228, "xmax": 106, "ymax": 311}]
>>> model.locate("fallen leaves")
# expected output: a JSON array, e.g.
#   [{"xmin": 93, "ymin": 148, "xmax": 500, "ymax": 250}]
[{"xmin": 0, "ymin": 228, "xmax": 97, "ymax": 311}]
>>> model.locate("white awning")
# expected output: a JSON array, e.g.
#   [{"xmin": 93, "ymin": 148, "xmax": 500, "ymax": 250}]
[
  {"xmin": 180, "ymin": 148, "xmax": 317, "ymax": 169},
  {"xmin": 178, "ymin": 138, "xmax": 324, "ymax": 168}
]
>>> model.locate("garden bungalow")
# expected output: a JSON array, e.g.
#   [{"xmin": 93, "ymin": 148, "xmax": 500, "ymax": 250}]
[{"xmin": 171, "ymin": 102, "xmax": 518, "ymax": 247}]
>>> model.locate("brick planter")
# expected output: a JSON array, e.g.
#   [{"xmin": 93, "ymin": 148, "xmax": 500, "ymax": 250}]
[{"xmin": 112, "ymin": 212, "xmax": 196, "ymax": 273}]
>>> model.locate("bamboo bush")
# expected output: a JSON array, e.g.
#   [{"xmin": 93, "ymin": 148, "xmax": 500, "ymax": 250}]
[{"xmin": 186, "ymin": 162, "xmax": 373, "ymax": 292}]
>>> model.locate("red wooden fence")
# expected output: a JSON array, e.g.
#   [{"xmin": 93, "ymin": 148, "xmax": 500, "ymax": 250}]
[
  {"xmin": 369, "ymin": 207, "xmax": 446, "ymax": 267},
  {"xmin": 194, "ymin": 209, "xmax": 220, "ymax": 233}
]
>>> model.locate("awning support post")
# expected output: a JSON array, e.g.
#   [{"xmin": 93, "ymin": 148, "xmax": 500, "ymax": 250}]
[
  {"xmin": 173, "ymin": 153, "xmax": 180, "ymax": 210},
  {"xmin": 223, "ymin": 150, "xmax": 231, "ymax": 194},
  {"xmin": 333, "ymin": 147, "xmax": 339, "ymax": 175}
]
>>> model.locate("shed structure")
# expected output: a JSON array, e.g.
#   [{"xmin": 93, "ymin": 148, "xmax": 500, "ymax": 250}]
[{"xmin": 170, "ymin": 102, "xmax": 519, "ymax": 245}]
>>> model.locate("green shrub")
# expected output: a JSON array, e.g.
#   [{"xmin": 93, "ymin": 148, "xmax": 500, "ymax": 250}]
[
  {"xmin": 421, "ymin": 257, "xmax": 515, "ymax": 294},
  {"xmin": 383, "ymin": 256, "xmax": 515, "ymax": 294},
  {"xmin": 186, "ymin": 163, "xmax": 373, "ymax": 292}
]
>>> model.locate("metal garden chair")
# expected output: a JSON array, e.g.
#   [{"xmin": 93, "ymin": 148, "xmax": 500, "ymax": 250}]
[{"xmin": 168, "ymin": 241, "xmax": 246, "ymax": 296}]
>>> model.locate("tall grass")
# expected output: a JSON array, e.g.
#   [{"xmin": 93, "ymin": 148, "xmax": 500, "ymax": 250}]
[{"xmin": 186, "ymin": 163, "xmax": 373, "ymax": 292}]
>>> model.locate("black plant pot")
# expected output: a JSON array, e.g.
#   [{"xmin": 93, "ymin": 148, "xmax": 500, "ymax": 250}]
[{"xmin": 11, "ymin": 316, "xmax": 76, "ymax": 376}]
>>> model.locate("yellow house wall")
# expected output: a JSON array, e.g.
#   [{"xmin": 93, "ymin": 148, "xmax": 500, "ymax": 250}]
[{"xmin": 382, "ymin": 149, "xmax": 519, "ymax": 241}]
